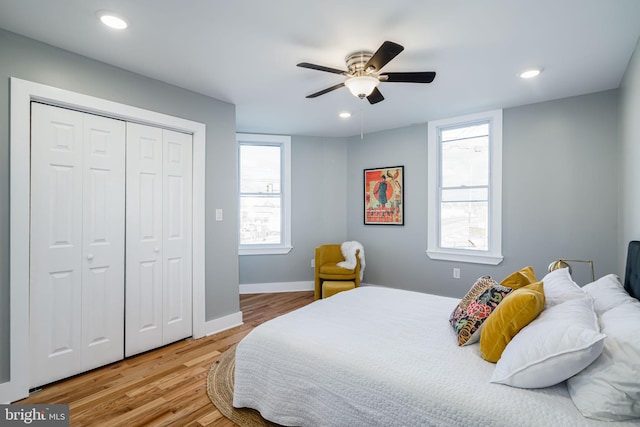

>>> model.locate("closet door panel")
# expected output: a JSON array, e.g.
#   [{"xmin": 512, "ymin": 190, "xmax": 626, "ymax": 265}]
[
  {"xmin": 30, "ymin": 103, "xmax": 84, "ymax": 388},
  {"xmin": 81, "ymin": 113, "xmax": 125, "ymax": 370},
  {"xmin": 126, "ymin": 122, "xmax": 164, "ymax": 357},
  {"xmin": 162, "ymin": 130, "xmax": 193, "ymax": 343}
]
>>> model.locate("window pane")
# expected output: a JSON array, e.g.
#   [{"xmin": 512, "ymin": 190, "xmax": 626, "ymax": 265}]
[
  {"xmin": 240, "ymin": 145, "xmax": 281, "ymax": 193},
  {"xmin": 239, "ymin": 196, "xmax": 281, "ymax": 244},
  {"xmin": 441, "ymin": 135, "xmax": 489, "ymax": 188},
  {"xmin": 440, "ymin": 201, "xmax": 488, "ymax": 250},
  {"xmin": 441, "ymin": 123, "xmax": 488, "ymax": 142},
  {"xmin": 441, "ymin": 122, "xmax": 489, "ymax": 189}
]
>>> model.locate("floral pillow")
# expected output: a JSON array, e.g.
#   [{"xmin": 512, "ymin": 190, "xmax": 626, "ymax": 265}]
[{"xmin": 450, "ymin": 276, "xmax": 513, "ymax": 346}]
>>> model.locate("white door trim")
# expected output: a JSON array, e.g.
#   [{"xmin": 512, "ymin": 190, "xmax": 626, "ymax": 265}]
[{"xmin": 5, "ymin": 77, "xmax": 206, "ymax": 402}]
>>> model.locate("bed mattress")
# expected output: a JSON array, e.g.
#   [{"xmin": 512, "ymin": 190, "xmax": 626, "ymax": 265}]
[{"xmin": 233, "ymin": 286, "xmax": 636, "ymax": 427}]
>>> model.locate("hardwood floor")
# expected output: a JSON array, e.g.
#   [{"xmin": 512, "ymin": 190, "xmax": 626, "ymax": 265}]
[{"xmin": 18, "ymin": 291, "xmax": 314, "ymax": 426}]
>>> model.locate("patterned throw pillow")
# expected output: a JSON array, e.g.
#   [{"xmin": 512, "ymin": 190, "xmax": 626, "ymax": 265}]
[{"xmin": 450, "ymin": 276, "xmax": 513, "ymax": 346}]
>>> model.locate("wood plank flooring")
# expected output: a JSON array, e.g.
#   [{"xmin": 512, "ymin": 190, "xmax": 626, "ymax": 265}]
[{"xmin": 17, "ymin": 291, "xmax": 314, "ymax": 426}]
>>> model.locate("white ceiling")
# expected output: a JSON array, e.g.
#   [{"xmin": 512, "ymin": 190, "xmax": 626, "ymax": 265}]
[{"xmin": 1, "ymin": 0, "xmax": 639, "ymax": 137}]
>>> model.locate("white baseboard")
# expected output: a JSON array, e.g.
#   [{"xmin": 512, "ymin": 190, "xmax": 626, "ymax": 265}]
[
  {"xmin": 239, "ymin": 280, "xmax": 314, "ymax": 294},
  {"xmin": 203, "ymin": 311, "xmax": 244, "ymax": 337}
]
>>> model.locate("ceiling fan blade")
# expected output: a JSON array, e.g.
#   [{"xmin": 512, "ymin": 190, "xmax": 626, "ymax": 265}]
[
  {"xmin": 367, "ymin": 87, "xmax": 385, "ymax": 104},
  {"xmin": 364, "ymin": 41, "xmax": 404, "ymax": 72},
  {"xmin": 306, "ymin": 82, "xmax": 345, "ymax": 98},
  {"xmin": 297, "ymin": 62, "xmax": 347, "ymax": 75},
  {"xmin": 381, "ymin": 71, "xmax": 436, "ymax": 83}
]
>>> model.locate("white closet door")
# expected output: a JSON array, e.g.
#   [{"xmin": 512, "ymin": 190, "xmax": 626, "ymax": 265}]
[
  {"xmin": 126, "ymin": 124, "xmax": 193, "ymax": 356},
  {"xmin": 30, "ymin": 103, "xmax": 83, "ymax": 388},
  {"xmin": 30, "ymin": 103, "xmax": 125, "ymax": 388},
  {"xmin": 81, "ymin": 113, "xmax": 126, "ymax": 371},
  {"xmin": 126, "ymin": 122, "xmax": 164, "ymax": 356},
  {"xmin": 162, "ymin": 130, "xmax": 193, "ymax": 344}
]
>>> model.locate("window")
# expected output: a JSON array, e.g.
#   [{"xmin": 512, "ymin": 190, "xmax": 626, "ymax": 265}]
[
  {"xmin": 237, "ymin": 133, "xmax": 292, "ymax": 255},
  {"xmin": 427, "ymin": 110, "xmax": 503, "ymax": 265}
]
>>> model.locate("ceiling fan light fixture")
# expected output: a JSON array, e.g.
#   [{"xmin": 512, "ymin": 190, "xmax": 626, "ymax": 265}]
[{"xmin": 344, "ymin": 76, "xmax": 379, "ymax": 99}]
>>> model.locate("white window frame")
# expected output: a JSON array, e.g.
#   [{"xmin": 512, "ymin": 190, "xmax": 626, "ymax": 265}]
[
  {"xmin": 237, "ymin": 133, "xmax": 292, "ymax": 256},
  {"xmin": 427, "ymin": 109, "xmax": 503, "ymax": 265}
]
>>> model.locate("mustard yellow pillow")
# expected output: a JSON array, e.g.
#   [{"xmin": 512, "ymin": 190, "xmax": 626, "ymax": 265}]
[
  {"xmin": 499, "ymin": 266, "xmax": 537, "ymax": 290},
  {"xmin": 480, "ymin": 281, "xmax": 546, "ymax": 362}
]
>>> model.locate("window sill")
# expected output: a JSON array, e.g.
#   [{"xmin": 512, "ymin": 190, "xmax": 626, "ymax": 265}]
[
  {"xmin": 239, "ymin": 246, "xmax": 293, "ymax": 256},
  {"xmin": 426, "ymin": 249, "xmax": 503, "ymax": 265}
]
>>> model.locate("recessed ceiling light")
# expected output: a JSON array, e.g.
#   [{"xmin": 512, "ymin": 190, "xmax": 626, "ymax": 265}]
[
  {"xmin": 339, "ymin": 112, "xmax": 352, "ymax": 119},
  {"xmin": 97, "ymin": 11, "xmax": 128, "ymax": 30},
  {"xmin": 520, "ymin": 68, "xmax": 542, "ymax": 79}
]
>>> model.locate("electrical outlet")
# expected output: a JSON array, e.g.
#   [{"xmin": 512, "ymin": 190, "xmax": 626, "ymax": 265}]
[
  {"xmin": 311, "ymin": 259, "xmax": 315, "ymax": 268},
  {"xmin": 453, "ymin": 268, "xmax": 461, "ymax": 279}
]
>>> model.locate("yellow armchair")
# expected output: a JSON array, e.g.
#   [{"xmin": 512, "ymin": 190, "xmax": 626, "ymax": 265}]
[{"xmin": 314, "ymin": 244, "xmax": 361, "ymax": 300}]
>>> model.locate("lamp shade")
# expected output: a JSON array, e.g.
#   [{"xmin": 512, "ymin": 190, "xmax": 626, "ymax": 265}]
[
  {"xmin": 344, "ymin": 76, "xmax": 379, "ymax": 98},
  {"xmin": 548, "ymin": 260, "xmax": 572, "ymax": 274},
  {"xmin": 548, "ymin": 258, "xmax": 595, "ymax": 282}
]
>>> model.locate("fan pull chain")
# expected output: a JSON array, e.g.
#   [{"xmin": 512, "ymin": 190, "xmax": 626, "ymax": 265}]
[{"xmin": 360, "ymin": 108, "xmax": 364, "ymax": 140}]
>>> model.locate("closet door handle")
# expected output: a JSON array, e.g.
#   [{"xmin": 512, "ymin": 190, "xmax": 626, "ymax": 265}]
[
  {"xmin": 87, "ymin": 254, "xmax": 94, "ymax": 261},
  {"xmin": 154, "ymin": 247, "xmax": 160, "ymax": 253}
]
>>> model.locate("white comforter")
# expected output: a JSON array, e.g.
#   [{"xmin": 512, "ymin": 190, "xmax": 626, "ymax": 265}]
[{"xmin": 233, "ymin": 286, "xmax": 637, "ymax": 427}]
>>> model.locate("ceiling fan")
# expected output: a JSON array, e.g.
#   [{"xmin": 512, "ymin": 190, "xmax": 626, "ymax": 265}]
[{"xmin": 297, "ymin": 41, "xmax": 436, "ymax": 105}]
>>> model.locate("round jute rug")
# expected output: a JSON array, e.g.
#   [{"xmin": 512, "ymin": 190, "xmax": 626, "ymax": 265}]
[{"xmin": 206, "ymin": 345, "xmax": 282, "ymax": 427}]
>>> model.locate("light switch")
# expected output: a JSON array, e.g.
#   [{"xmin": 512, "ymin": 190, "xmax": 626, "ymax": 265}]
[{"xmin": 215, "ymin": 209, "xmax": 223, "ymax": 221}]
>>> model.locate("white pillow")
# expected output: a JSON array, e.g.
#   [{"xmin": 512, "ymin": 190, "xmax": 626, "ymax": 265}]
[
  {"xmin": 582, "ymin": 274, "xmax": 635, "ymax": 316},
  {"xmin": 541, "ymin": 267, "xmax": 585, "ymax": 308},
  {"xmin": 567, "ymin": 301, "xmax": 640, "ymax": 421},
  {"xmin": 490, "ymin": 297, "xmax": 605, "ymax": 388}
]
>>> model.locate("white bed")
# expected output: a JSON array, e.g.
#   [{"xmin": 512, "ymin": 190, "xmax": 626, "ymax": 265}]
[
  {"xmin": 233, "ymin": 283, "xmax": 640, "ymax": 426},
  {"xmin": 234, "ymin": 240, "xmax": 640, "ymax": 426}
]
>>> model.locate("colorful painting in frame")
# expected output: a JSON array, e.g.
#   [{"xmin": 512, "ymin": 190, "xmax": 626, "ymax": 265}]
[{"xmin": 364, "ymin": 166, "xmax": 404, "ymax": 225}]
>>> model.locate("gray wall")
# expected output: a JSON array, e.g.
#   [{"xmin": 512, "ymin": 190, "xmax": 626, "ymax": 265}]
[
  {"xmin": 502, "ymin": 91, "xmax": 619, "ymax": 285},
  {"xmin": 239, "ymin": 135, "xmax": 349, "ymax": 284},
  {"xmin": 346, "ymin": 124, "xmax": 432, "ymax": 290},
  {"xmin": 0, "ymin": 29, "xmax": 239, "ymax": 384},
  {"xmin": 237, "ymin": 90, "xmax": 621, "ymax": 295},
  {"xmin": 620, "ymin": 37, "xmax": 640, "ymax": 275},
  {"xmin": 346, "ymin": 91, "xmax": 620, "ymax": 298}
]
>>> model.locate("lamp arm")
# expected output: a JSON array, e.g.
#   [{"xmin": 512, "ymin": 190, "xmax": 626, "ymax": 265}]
[{"xmin": 556, "ymin": 258, "xmax": 595, "ymax": 282}]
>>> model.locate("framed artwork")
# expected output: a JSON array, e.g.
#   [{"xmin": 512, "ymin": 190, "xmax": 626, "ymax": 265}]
[{"xmin": 364, "ymin": 166, "xmax": 404, "ymax": 225}]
